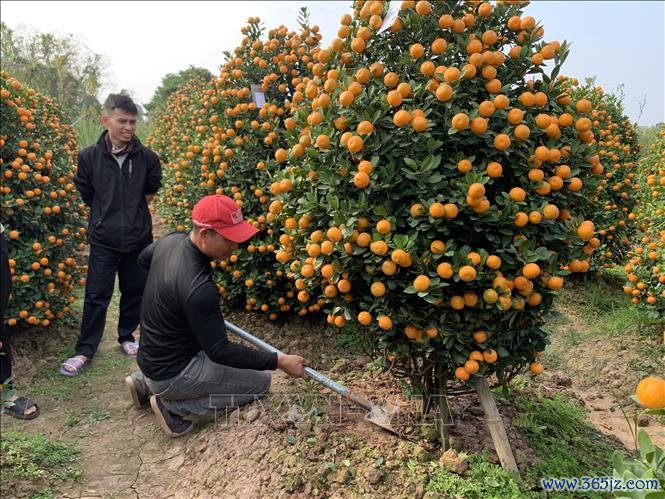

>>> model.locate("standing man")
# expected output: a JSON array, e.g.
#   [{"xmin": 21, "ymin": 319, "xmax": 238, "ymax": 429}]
[
  {"xmin": 60, "ymin": 94, "xmax": 162, "ymax": 376},
  {"xmin": 125, "ymin": 195, "xmax": 308, "ymax": 437}
]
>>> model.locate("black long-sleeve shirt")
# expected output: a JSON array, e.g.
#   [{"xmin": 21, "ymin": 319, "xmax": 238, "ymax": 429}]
[{"xmin": 136, "ymin": 231, "xmax": 277, "ymax": 381}]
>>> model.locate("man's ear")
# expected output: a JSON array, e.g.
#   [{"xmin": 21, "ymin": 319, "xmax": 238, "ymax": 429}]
[{"xmin": 100, "ymin": 115, "xmax": 109, "ymax": 126}]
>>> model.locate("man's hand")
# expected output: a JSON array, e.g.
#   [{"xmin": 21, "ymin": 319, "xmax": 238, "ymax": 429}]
[{"xmin": 277, "ymin": 353, "xmax": 309, "ymax": 378}]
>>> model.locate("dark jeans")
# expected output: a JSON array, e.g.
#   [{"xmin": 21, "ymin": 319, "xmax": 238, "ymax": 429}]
[
  {"xmin": 75, "ymin": 244, "xmax": 147, "ymax": 358},
  {"xmin": 137, "ymin": 351, "xmax": 272, "ymax": 418},
  {"xmin": 1, "ymin": 233, "xmax": 11, "ymax": 386}
]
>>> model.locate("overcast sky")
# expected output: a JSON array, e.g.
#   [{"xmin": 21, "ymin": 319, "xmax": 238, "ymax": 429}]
[{"xmin": 1, "ymin": 1, "xmax": 663, "ymax": 125}]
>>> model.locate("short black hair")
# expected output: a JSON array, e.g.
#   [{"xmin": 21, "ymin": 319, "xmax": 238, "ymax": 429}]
[{"xmin": 103, "ymin": 93, "xmax": 138, "ymax": 115}]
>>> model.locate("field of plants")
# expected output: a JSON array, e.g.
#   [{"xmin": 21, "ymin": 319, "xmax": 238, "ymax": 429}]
[{"xmin": 1, "ymin": 0, "xmax": 664, "ymax": 497}]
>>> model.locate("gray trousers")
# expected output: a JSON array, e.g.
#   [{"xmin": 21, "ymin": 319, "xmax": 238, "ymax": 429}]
[{"xmin": 134, "ymin": 351, "xmax": 272, "ymax": 417}]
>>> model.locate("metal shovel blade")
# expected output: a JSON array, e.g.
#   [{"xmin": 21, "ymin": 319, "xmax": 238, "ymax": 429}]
[
  {"xmin": 365, "ymin": 404, "xmax": 401, "ymax": 435},
  {"xmin": 225, "ymin": 320, "xmax": 402, "ymax": 436}
]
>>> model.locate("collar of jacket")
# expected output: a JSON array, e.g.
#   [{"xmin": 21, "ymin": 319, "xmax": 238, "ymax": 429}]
[{"xmin": 96, "ymin": 130, "xmax": 141, "ymax": 156}]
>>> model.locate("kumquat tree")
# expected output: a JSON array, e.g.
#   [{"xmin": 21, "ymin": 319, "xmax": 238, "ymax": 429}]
[
  {"xmin": 0, "ymin": 72, "xmax": 87, "ymax": 329},
  {"xmin": 147, "ymin": 76, "xmax": 212, "ymax": 230},
  {"xmin": 270, "ymin": 0, "xmax": 607, "ymax": 403},
  {"xmin": 563, "ymin": 78, "xmax": 642, "ymax": 269},
  {"xmin": 149, "ymin": 11, "xmax": 325, "ymax": 320},
  {"xmin": 623, "ymin": 125, "xmax": 665, "ymax": 339}
]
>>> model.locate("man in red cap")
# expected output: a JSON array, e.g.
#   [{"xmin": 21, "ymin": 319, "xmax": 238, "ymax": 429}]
[{"xmin": 125, "ymin": 194, "xmax": 308, "ymax": 437}]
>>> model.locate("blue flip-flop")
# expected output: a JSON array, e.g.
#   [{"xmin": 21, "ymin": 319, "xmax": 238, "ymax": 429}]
[{"xmin": 59, "ymin": 356, "xmax": 89, "ymax": 377}]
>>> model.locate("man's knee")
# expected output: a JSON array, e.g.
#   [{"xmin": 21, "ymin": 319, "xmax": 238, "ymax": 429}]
[
  {"xmin": 256, "ymin": 370, "xmax": 272, "ymax": 395},
  {"xmin": 84, "ymin": 288, "xmax": 114, "ymax": 306},
  {"xmin": 119, "ymin": 274, "xmax": 146, "ymax": 297}
]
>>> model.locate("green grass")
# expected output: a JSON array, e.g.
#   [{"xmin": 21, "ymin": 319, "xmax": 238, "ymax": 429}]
[
  {"xmin": 69, "ymin": 288, "xmax": 84, "ymax": 313},
  {"xmin": 87, "ymin": 409, "xmax": 111, "ymax": 423},
  {"xmin": 30, "ymin": 489, "xmax": 56, "ymax": 499},
  {"xmin": 27, "ymin": 339, "xmax": 129, "ymax": 401},
  {"xmin": 334, "ymin": 325, "xmax": 367, "ymax": 352},
  {"xmin": 0, "ymin": 431, "xmax": 82, "ymax": 484},
  {"xmin": 426, "ymin": 389, "xmax": 620, "ymax": 498},
  {"xmin": 543, "ymin": 275, "xmax": 663, "ymax": 373},
  {"xmin": 427, "ymin": 452, "xmax": 534, "ymax": 498},
  {"xmin": 558, "ymin": 277, "xmax": 653, "ymax": 336},
  {"xmin": 512, "ymin": 391, "xmax": 617, "ymax": 498},
  {"xmin": 25, "ymin": 292, "xmax": 126, "ymax": 401}
]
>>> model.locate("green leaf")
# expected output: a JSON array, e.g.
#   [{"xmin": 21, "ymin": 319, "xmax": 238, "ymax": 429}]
[
  {"xmin": 403, "ymin": 157, "xmax": 417, "ymax": 169},
  {"xmin": 422, "ymin": 155, "xmax": 441, "ymax": 171},
  {"xmin": 643, "ymin": 408, "xmax": 665, "ymax": 416},
  {"xmin": 485, "ymin": 477, "xmax": 500, "ymax": 487},
  {"xmin": 637, "ymin": 429, "xmax": 655, "ymax": 461},
  {"xmin": 497, "ymin": 347, "xmax": 510, "ymax": 358}
]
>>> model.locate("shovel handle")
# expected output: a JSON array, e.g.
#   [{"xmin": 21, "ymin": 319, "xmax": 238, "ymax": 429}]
[{"xmin": 224, "ymin": 320, "xmax": 373, "ymax": 412}]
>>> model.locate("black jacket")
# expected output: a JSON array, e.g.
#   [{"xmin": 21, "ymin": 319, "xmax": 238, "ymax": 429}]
[
  {"xmin": 136, "ymin": 232, "xmax": 278, "ymax": 381},
  {"xmin": 74, "ymin": 132, "xmax": 162, "ymax": 252}
]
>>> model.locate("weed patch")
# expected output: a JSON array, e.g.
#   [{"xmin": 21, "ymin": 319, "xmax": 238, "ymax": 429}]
[
  {"xmin": 512, "ymin": 391, "xmax": 617, "ymax": 497},
  {"xmin": 0, "ymin": 431, "xmax": 82, "ymax": 490},
  {"xmin": 426, "ymin": 452, "xmax": 535, "ymax": 498}
]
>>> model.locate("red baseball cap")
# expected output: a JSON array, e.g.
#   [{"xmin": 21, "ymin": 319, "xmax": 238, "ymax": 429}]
[{"xmin": 192, "ymin": 195, "xmax": 259, "ymax": 243}]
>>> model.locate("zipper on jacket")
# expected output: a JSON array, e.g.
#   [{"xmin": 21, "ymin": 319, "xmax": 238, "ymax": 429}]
[
  {"xmin": 118, "ymin": 151, "xmax": 135, "ymax": 252},
  {"xmin": 119, "ymin": 157, "xmax": 126, "ymax": 252}
]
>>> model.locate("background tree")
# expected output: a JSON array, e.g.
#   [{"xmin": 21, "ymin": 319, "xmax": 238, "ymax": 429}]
[
  {"xmin": 0, "ymin": 22, "xmax": 106, "ymax": 123},
  {"xmin": 144, "ymin": 66, "xmax": 212, "ymax": 116}
]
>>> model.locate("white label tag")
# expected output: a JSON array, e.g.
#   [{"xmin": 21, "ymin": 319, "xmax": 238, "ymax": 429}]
[
  {"xmin": 377, "ymin": 0, "xmax": 402, "ymax": 35},
  {"xmin": 251, "ymin": 84, "xmax": 266, "ymax": 107}
]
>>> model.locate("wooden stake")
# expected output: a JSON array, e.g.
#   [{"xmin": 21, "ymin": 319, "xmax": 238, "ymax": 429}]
[
  {"xmin": 476, "ymin": 377, "xmax": 520, "ymax": 474},
  {"xmin": 437, "ymin": 371, "xmax": 451, "ymax": 450}
]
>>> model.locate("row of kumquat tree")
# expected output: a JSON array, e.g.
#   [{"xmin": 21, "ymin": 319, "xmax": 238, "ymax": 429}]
[
  {"xmin": 622, "ymin": 125, "xmax": 665, "ymax": 339},
  {"xmin": 563, "ymin": 77, "xmax": 642, "ymax": 269},
  {"xmin": 1, "ymin": 72, "xmax": 87, "ymax": 329},
  {"xmin": 148, "ymin": 0, "xmax": 651, "ymax": 402},
  {"xmin": 148, "ymin": 11, "xmax": 325, "ymax": 319},
  {"xmin": 147, "ymin": 76, "xmax": 212, "ymax": 230}
]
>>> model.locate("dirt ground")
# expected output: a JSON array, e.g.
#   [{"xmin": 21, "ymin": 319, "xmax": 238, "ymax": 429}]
[
  {"xmin": 2, "ymin": 297, "xmax": 664, "ymax": 498},
  {"xmin": 541, "ymin": 296, "xmax": 665, "ymax": 451},
  {"xmin": 0, "ymin": 309, "xmax": 530, "ymax": 498}
]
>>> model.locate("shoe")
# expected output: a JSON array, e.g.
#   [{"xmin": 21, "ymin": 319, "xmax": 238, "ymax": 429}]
[
  {"xmin": 149, "ymin": 395, "xmax": 193, "ymax": 437},
  {"xmin": 4, "ymin": 396, "xmax": 40, "ymax": 420},
  {"xmin": 59, "ymin": 355, "xmax": 89, "ymax": 377},
  {"xmin": 125, "ymin": 375, "xmax": 150, "ymax": 409}
]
